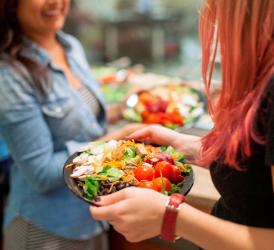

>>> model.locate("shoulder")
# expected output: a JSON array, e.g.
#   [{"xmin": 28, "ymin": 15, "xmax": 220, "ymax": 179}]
[
  {"xmin": 0, "ymin": 58, "xmax": 34, "ymax": 91},
  {"xmin": 0, "ymin": 58, "xmax": 35, "ymax": 107},
  {"xmin": 59, "ymin": 32, "xmax": 86, "ymax": 56}
]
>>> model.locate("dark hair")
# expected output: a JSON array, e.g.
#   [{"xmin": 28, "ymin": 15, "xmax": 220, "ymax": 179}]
[{"xmin": 0, "ymin": 0, "xmax": 49, "ymax": 94}]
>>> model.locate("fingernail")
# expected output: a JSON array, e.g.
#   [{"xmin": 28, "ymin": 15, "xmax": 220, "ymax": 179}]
[{"xmin": 94, "ymin": 196, "xmax": 101, "ymax": 202}]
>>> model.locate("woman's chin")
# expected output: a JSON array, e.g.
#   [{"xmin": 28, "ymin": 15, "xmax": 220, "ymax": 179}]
[
  {"xmin": 43, "ymin": 17, "xmax": 65, "ymax": 31},
  {"xmin": 45, "ymin": 22, "xmax": 65, "ymax": 34}
]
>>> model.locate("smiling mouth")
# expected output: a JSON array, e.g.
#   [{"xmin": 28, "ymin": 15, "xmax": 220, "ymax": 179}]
[{"xmin": 42, "ymin": 8, "xmax": 64, "ymax": 18}]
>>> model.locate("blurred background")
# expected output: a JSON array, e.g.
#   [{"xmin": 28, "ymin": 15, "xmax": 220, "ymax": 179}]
[{"xmin": 64, "ymin": 0, "xmax": 204, "ymax": 80}]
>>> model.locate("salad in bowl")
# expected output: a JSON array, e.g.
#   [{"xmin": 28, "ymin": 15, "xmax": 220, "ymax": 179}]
[{"xmin": 64, "ymin": 140, "xmax": 194, "ymax": 204}]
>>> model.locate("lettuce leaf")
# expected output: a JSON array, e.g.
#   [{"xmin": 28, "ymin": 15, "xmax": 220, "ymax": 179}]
[
  {"xmin": 84, "ymin": 176, "xmax": 99, "ymax": 200},
  {"xmin": 98, "ymin": 166, "xmax": 124, "ymax": 182}
]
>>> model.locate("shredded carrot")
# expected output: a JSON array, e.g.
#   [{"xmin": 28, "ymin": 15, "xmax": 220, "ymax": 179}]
[
  {"xmin": 109, "ymin": 181, "xmax": 119, "ymax": 193},
  {"xmin": 103, "ymin": 159, "xmax": 125, "ymax": 168}
]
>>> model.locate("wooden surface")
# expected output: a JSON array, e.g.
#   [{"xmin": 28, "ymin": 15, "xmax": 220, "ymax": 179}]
[{"xmin": 186, "ymin": 165, "xmax": 220, "ymax": 209}]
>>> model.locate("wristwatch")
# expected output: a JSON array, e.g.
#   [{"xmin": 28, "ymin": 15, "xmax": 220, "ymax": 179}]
[{"xmin": 160, "ymin": 193, "xmax": 185, "ymax": 242}]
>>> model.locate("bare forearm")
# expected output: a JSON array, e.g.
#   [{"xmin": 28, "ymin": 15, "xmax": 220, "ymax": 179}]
[
  {"xmin": 177, "ymin": 204, "xmax": 274, "ymax": 250},
  {"xmin": 172, "ymin": 134, "xmax": 202, "ymax": 164}
]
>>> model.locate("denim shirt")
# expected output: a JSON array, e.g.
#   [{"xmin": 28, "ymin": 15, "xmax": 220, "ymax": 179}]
[
  {"xmin": 0, "ymin": 32, "xmax": 107, "ymax": 239},
  {"xmin": 0, "ymin": 135, "xmax": 9, "ymax": 161}
]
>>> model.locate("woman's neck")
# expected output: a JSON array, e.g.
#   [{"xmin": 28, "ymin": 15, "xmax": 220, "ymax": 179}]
[{"xmin": 25, "ymin": 31, "xmax": 59, "ymax": 51}]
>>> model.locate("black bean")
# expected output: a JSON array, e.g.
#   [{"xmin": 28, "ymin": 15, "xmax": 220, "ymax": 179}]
[
  {"xmin": 116, "ymin": 183, "xmax": 125, "ymax": 190},
  {"xmin": 100, "ymin": 189, "xmax": 108, "ymax": 195},
  {"xmin": 101, "ymin": 182, "xmax": 111, "ymax": 187}
]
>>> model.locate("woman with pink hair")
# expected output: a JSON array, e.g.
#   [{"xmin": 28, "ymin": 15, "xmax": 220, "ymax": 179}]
[{"xmin": 90, "ymin": 0, "xmax": 274, "ymax": 249}]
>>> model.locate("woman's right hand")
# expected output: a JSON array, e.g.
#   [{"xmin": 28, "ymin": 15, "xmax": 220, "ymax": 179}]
[
  {"xmin": 128, "ymin": 125, "xmax": 201, "ymax": 163},
  {"xmin": 127, "ymin": 125, "xmax": 181, "ymax": 147}
]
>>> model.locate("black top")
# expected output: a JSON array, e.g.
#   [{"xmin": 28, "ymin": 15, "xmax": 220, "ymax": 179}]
[{"xmin": 210, "ymin": 76, "xmax": 274, "ymax": 228}]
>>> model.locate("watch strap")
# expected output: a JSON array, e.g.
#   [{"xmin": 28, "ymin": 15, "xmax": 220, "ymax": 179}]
[{"xmin": 160, "ymin": 193, "xmax": 185, "ymax": 242}]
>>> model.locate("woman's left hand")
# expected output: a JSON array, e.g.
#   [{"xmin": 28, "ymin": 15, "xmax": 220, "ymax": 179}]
[{"xmin": 90, "ymin": 187, "xmax": 167, "ymax": 242}]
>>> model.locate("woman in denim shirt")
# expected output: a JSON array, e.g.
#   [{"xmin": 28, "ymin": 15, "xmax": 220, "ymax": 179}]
[{"xmin": 0, "ymin": 0, "xmax": 143, "ymax": 249}]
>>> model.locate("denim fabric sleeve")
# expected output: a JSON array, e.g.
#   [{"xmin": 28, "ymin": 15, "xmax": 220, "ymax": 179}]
[
  {"xmin": 0, "ymin": 66, "xmax": 70, "ymax": 193},
  {"xmin": 65, "ymin": 141, "xmax": 89, "ymax": 155}
]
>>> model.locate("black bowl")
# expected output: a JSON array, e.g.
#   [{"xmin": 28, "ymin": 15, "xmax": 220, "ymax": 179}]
[{"xmin": 63, "ymin": 152, "xmax": 195, "ymax": 206}]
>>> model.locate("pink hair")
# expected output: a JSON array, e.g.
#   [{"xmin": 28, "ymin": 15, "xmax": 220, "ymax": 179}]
[{"xmin": 199, "ymin": 0, "xmax": 274, "ymax": 169}]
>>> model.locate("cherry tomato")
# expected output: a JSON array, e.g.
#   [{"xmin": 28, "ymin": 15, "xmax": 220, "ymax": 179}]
[
  {"xmin": 143, "ymin": 113, "xmax": 162, "ymax": 124},
  {"xmin": 170, "ymin": 111, "xmax": 184, "ymax": 125},
  {"xmin": 155, "ymin": 112, "xmax": 172, "ymax": 125},
  {"xmin": 154, "ymin": 161, "xmax": 174, "ymax": 179},
  {"xmin": 134, "ymin": 165, "xmax": 155, "ymax": 181},
  {"xmin": 139, "ymin": 92, "xmax": 155, "ymax": 103},
  {"xmin": 141, "ymin": 110, "xmax": 150, "ymax": 119},
  {"xmin": 171, "ymin": 165, "xmax": 185, "ymax": 184},
  {"xmin": 138, "ymin": 180, "xmax": 156, "ymax": 190},
  {"xmin": 152, "ymin": 177, "xmax": 172, "ymax": 192}
]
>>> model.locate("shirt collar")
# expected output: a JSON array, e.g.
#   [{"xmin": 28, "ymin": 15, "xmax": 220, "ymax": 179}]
[{"xmin": 21, "ymin": 31, "xmax": 72, "ymax": 66}]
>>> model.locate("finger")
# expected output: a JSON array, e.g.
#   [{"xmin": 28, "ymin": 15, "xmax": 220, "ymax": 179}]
[
  {"xmin": 90, "ymin": 199, "xmax": 128, "ymax": 221},
  {"xmin": 112, "ymin": 223, "xmax": 130, "ymax": 236},
  {"xmin": 127, "ymin": 127, "xmax": 153, "ymax": 141},
  {"xmin": 95, "ymin": 188, "xmax": 128, "ymax": 206},
  {"xmin": 90, "ymin": 204, "xmax": 115, "ymax": 221}
]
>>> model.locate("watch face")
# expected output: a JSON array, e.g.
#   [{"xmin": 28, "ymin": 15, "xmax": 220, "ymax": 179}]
[{"xmin": 64, "ymin": 140, "xmax": 194, "ymax": 204}]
